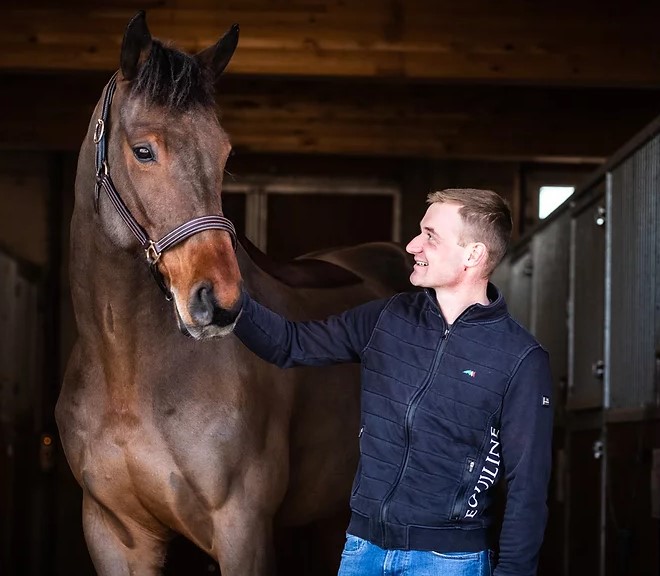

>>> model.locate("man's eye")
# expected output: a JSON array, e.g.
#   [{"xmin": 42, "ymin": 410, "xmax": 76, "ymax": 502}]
[{"xmin": 133, "ymin": 146, "xmax": 155, "ymax": 162}]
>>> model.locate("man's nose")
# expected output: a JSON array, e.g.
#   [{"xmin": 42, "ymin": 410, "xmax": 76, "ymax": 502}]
[{"xmin": 406, "ymin": 235, "xmax": 421, "ymax": 254}]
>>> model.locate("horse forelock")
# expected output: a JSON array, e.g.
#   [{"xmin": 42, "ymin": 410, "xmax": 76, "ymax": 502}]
[{"xmin": 130, "ymin": 40, "xmax": 216, "ymax": 111}]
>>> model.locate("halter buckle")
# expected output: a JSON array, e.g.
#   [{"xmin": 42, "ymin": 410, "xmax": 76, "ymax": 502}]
[
  {"xmin": 95, "ymin": 161, "xmax": 108, "ymax": 182},
  {"xmin": 145, "ymin": 241, "xmax": 162, "ymax": 264},
  {"xmin": 93, "ymin": 119, "xmax": 105, "ymax": 144}
]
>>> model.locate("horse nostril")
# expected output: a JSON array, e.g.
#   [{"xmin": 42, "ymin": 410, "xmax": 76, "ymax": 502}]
[
  {"xmin": 190, "ymin": 282, "xmax": 216, "ymax": 326},
  {"xmin": 214, "ymin": 298, "xmax": 241, "ymax": 328}
]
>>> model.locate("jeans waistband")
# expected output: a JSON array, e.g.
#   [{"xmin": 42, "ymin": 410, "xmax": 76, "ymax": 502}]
[{"xmin": 347, "ymin": 512, "xmax": 489, "ymax": 552}]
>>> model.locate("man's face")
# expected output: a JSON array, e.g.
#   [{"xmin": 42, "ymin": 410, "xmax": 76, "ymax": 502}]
[{"xmin": 406, "ymin": 202, "xmax": 470, "ymax": 290}]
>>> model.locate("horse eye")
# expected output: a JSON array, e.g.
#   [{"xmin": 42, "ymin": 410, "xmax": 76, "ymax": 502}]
[{"xmin": 132, "ymin": 146, "xmax": 154, "ymax": 162}]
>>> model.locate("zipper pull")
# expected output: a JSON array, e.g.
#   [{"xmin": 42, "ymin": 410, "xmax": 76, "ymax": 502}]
[
  {"xmin": 442, "ymin": 328, "xmax": 449, "ymax": 339},
  {"xmin": 358, "ymin": 425, "xmax": 364, "ymax": 438}
]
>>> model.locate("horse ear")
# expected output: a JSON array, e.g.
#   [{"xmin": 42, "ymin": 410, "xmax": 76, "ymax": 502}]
[
  {"xmin": 196, "ymin": 24, "xmax": 239, "ymax": 80},
  {"xmin": 120, "ymin": 11, "xmax": 153, "ymax": 81}
]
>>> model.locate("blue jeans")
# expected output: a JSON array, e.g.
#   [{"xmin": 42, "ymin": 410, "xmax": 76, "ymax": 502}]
[{"xmin": 337, "ymin": 534, "xmax": 494, "ymax": 576}]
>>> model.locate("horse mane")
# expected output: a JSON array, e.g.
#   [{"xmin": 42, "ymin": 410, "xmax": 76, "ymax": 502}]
[{"xmin": 130, "ymin": 39, "xmax": 215, "ymax": 110}]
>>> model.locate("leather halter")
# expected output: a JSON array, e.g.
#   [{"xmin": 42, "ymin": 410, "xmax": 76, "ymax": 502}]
[{"xmin": 93, "ymin": 72, "xmax": 237, "ymax": 301}]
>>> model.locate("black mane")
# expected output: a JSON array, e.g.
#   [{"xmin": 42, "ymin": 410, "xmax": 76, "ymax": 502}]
[{"xmin": 131, "ymin": 40, "xmax": 215, "ymax": 110}]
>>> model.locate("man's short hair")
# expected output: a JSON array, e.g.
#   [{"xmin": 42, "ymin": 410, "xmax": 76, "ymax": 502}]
[{"xmin": 427, "ymin": 188, "xmax": 512, "ymax": 276}]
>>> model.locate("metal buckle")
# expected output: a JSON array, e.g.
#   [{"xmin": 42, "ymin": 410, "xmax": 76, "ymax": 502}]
[
  {"xmin": 93, "ymin": 119, "xmax": 105, "ymax": 144},
  {"xmin": 95, "ymin": 161, "xmax": 108, "ymax": 182},
  {"xmin": 145, "ymin": 241, "xmax": 161, "ymax": 264}
]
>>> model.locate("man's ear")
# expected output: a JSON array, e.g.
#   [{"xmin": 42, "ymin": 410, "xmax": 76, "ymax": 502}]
[{"xmin": 464, "ymin": 242, "xmax": 488, "ymax": 269}]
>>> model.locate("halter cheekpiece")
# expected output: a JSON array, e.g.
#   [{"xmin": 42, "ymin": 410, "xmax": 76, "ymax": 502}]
[{"xmin": 93, "ymin": 71, "xmax": 237, "ymax": 300}]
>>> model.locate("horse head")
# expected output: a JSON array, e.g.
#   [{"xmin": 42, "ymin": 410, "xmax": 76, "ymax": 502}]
[{"xmin": 89, "ymin": 11, "xmax": 242, "ymax": 339}]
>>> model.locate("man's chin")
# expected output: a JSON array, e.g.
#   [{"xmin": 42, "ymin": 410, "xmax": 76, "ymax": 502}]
[{"xmin": 409, "ymin": 271, "xmax": 424, "ymax": 287}]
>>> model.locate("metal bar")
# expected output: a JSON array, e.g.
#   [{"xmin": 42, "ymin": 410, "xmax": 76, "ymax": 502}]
[{"xmin": 599, "ymin": 170, "xmax": 613, "ymax": 576}]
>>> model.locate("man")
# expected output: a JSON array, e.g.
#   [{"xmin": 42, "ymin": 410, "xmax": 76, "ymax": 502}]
[{"xmin": 234, "ymin": 188, "xmax": 553, "ymax": 576}]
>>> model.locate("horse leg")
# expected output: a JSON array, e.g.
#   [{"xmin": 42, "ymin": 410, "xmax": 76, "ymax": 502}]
[
  {"xmin": 82, "ymin": 492, "xmax": 169, "ymax": 576},
  {"xmin": 214, "ymin": 505, "xmax": 276, "ymax": 576}
]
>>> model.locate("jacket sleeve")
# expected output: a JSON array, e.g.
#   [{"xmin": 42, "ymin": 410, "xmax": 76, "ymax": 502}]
[
  {"xmin": 233, "ymin": 289, "xmax": 388, "ymax": 368},
  {"xmin": 495, "ymin": 346, "xmax": 554, "ymax": 576}
]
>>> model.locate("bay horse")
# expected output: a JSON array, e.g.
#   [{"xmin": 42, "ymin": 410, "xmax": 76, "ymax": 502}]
[{"xmin": 56, "ymin": 11, "xmax": 412, "ymax": 576}]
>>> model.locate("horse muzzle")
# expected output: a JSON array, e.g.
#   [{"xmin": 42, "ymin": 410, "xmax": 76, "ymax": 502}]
[{"xmin": 174, "ymin": 280, "xmax": 242, "ymax": 339}]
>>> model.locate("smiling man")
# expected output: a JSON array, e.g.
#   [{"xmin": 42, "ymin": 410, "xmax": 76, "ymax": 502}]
[{"xmin": 234, "ymin": 188, "xmax": 554, "ymax": 576}]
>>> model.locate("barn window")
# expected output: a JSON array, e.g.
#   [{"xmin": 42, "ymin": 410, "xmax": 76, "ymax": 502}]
[{"xmin": 538, "ymin": 186, "xmax": 575, "ymax": 219}]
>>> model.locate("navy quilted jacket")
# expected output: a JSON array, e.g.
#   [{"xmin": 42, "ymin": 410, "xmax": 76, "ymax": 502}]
[{"xmin": 234, "ymin": 285, "xmax": 553, "ymax": 576}]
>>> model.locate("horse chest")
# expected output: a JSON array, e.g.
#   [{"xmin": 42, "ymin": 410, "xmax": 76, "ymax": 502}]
[{"xmin": 81, "ymin": 424, "xmax": 170, "ymax": 495}]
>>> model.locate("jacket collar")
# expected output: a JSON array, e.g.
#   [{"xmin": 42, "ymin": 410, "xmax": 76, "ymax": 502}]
[{"xmin": 423, "ymin": 282, "xmax": 509, "ymax": 324}]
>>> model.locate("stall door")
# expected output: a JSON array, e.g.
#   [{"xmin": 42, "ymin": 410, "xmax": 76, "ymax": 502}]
[
  {"xmin": 566, "ymin": 183, "xmax": 607, "ymax": 575},
  {"xmin": 224, "ymin": 178, "xmax": 401, "ymax": 261},
  {"xmin": 568, "ymin": 186, "xmax": 606, "ymax": 410}
]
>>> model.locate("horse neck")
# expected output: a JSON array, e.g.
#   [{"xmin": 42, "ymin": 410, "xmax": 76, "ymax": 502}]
[
  {"xmin": 70, "ymin": 159, "xmax": 173, "ymax": 352},
  {"xmin": 71, "ymin": 223, "xmax": 166, "ymax": 417}
]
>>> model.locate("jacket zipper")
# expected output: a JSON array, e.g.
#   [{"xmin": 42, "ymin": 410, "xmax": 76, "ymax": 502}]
[
  {"xmin": 352, "ymin": 425, "xmax": 365, "ymax": 496},
  {"xmin": 450, "ymin": 457, "xmax": 476, "ymax": 520},
  {"xmin": 379, "ymin": 325, "xmax": 451, "ymax": 547}
]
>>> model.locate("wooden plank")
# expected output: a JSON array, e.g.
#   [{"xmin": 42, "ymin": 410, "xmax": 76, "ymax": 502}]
[
  {"xmin": 1, "ymin": 73, "xmax": 659, "ymax": 161},
  {"xmin": 0, "ymin": 2, "xmax": 659, "ymax": 85}
]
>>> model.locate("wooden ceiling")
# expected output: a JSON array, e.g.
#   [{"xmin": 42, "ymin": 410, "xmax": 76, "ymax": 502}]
[{"xmin": 2, "ymin": 0, "xmax": 660, "ymax": 162}]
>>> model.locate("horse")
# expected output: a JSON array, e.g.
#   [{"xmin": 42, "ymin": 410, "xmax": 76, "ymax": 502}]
[{"xmin": 56, "ymin": 11, "xmax": 412, "ymax": 576}]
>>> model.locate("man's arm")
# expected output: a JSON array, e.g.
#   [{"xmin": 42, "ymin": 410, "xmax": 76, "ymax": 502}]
[
  {"xmin": 495, "ymin": 346, "xmax": 554, "ymax": 576},
  {"xmin": 233, "ymin": 289, "xmax": 389, "ymax": 368}
]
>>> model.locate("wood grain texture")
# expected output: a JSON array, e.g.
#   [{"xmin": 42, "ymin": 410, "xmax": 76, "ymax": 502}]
[
  {"xmin": 2, "ymin": 73, "xmax": 658, "ymax": 161},
  {"xmin": 1, "ymin": 2, "xmax": 659, "ymax": 85}
]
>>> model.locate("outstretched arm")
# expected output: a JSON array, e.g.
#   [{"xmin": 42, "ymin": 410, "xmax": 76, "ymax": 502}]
[
  {"xmin": 234, "ymin": 289, "xmax": 389, "ymax": 368},
  {"xmin": 495, "ymin": 346, "xmax": 554, "ymax": 576}
]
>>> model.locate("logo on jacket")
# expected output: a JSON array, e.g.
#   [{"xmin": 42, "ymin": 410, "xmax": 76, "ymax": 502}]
[
  {"xmin": 465, "ymin": 427, "xmax": 501, "ymax": 519},
  {"xmin": 542, "ymin": 396, "xmax": 550, "ymax": 406},
  {"xmin": 462, "ymin": 369, "xmax": 476, "ymax": 378}
]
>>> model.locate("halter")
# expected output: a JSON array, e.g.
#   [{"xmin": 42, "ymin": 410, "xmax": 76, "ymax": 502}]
[{"xmin": 93, "ymin": 72, "xmax": 237, "ymax": 301}]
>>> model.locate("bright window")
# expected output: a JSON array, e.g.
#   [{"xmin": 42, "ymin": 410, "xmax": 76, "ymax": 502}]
[{"xmin": 538, "ymin": 186, "xmax": 575, "ymax": 219}]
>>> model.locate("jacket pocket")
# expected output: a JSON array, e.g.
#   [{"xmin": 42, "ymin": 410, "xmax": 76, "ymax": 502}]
[
  {"xmin": 449, "ymin": 456, "xmax": 476, "ymax": 521},
  {"xmin": 351, "ymin": 425, "xmax": 365, "ymax": 497}
]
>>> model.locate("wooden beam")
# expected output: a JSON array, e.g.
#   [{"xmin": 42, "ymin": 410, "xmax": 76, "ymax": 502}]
[
  {"xmin": 1, "ymin": 1, "xmax": 660, "ymax": 86},
  {"xmin": 1, "ymin": 73, "xmax": 659, "ymax": 161}
]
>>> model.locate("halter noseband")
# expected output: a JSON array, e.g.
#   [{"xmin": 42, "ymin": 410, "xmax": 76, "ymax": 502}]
[{"xmin": 93, "ymin": 71, "xmax": 237, "ymax": 301}]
